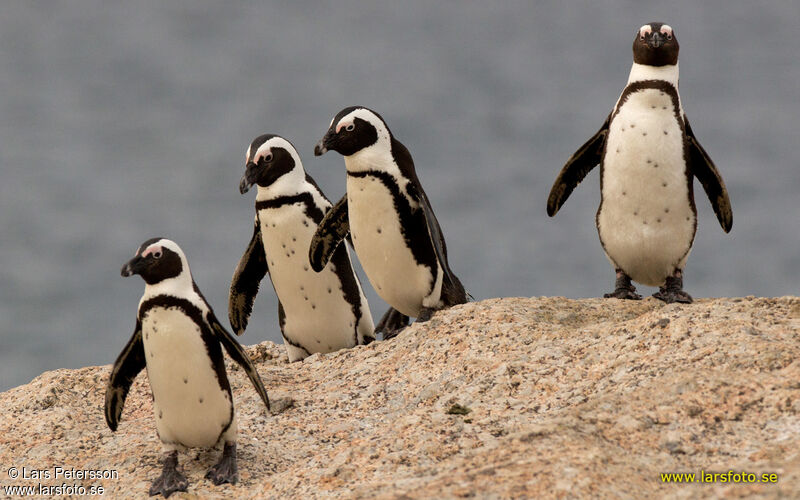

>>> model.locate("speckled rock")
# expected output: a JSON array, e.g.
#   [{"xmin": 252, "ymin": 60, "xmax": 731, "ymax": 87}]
[{"xmin": 0, "ymin": 297, "xmax": 798, "ymax": 498}]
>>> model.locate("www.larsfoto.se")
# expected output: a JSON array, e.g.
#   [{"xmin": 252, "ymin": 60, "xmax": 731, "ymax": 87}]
[
  {"xmin": 3, "ymin": 483, "xmax": 105, "ymax": 496},
  {"xmin": 661, "ymin": 470, "xmax": 779, "ymax": 484}
]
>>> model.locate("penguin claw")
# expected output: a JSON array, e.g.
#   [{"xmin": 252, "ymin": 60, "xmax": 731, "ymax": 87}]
[
  {"xmin": 604, "ymin": 271, "xmax": 641, "ymax": 300},
  {"xmin": 652, "ymin": 272, "xmax": 693, "ymax": 304},
  {"xmin": 652, "ymin": 289, "xmax": 693, "ymax": 304},
  {"xmin": 205, "ymin": 442, "xmax": 238, "ymax": 486},
  {"xmin": 205, "ymin": 462, "xmax": 238, "ymax": 486},
  {"xmin": 415, "ymin": 307, "xmax": 436, "ymax": 323},
  {"xmin": 375, "ymin": 307, "xmax": 410, "ymax": 340},
  {"xmin": 603, "ymin": 289, "xmax": 642, "ymax": 300},
  {"xmin": 149, "ymin": 458, "xmax": 188, "ymax": 498},
  {"xmin": 380, "ymin": 325, "xmax": 406, "ymax": 340}
]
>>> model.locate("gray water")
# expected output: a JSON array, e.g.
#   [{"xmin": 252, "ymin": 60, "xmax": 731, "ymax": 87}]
[{"xmin": 1, "ymin": 1, "xmax": 798, "ymax": 391}]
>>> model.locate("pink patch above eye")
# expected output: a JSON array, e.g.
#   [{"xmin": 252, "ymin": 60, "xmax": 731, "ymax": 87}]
[
  {"xmin": 141, "ymin": 245, "xmax": 162, "ymax": 258},
  {"xmin": 336, "ymin": 122, "xmax": 348, "ymax": 134}
]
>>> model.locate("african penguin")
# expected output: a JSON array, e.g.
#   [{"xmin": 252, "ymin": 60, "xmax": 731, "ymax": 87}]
[
  {"xmin": 105, "ymin": 238, "xmax": 270, "ymax": 497},
  {"xmin": 547, "ymin": 23, "xmax": 732, "ymax": 303},
  {"xmin": 311, "ymin": 107, "xmax": 467, "ymax": 338},
  {"xmin": 231, "ymin": 134, "xmax": 374, "ymax": 361}
]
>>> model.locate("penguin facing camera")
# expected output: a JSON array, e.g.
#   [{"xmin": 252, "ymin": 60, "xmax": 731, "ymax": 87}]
[
  {"xmin": 547, "ymin": 23, "xmax": 732, "ymax": 303},
  {"xmin": 105, "ymin": 238, "xmax": 270, "ymax": 497},
  {"xmin": 231, "ymin": 134, "xmax": 374, "ymax": 361}
]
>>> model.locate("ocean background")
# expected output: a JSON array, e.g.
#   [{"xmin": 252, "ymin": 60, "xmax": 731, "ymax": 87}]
[{"xmin": 1, "ymin": 1, "xmax": 798, "ymax": 391}]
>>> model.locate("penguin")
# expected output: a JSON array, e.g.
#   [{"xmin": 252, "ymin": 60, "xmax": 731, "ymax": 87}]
[
  {"xmin": 105, "ymin": 238, "xmax": 270, "ymax": 497},
  {"xmin": 231, "ymin": 134, "xmax": 374, "ymax": 361},
  {"xmin": 311, "ymin": 107, "xmax": 467, "ymax": 338},
  {"xmin": 546, "ymin": 23, "xmax": 732, "ymax": 303}
]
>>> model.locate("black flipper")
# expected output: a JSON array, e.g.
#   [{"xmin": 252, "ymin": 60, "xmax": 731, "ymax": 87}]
[
  {"xmin": 309, "ymin": 195, "xmax": 350, "ymax": 272},
  {"xmin": 208, "ymin": 311, "xmax": 270, "ymax": 411},
  {"xmin": 104, "ymin": 320, "xmax": 146, "ymax": 432},
  {"xmin": 547, "ymin": 114, "xmax": 610, "ymax": 216},
  {"xmin": 229, "ymin": 219, "xmax": 269, "ymax": 335},
  {"xmin": 392, "ymin": 138, "xmax": 467, "ymax": 306},
  {"xmin": 684, "ymin": 116, "xmax": 733, "ymax": 233}
]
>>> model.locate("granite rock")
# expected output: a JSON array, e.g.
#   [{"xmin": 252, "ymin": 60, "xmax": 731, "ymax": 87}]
[{"xmin": 0, "ymin": 296, "xmax": 797, "ymax": 498}]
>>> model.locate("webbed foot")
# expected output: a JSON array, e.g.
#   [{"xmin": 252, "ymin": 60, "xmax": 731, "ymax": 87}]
[
  {"xmin": 205, "ymin": 442, "xmax": 238, "ymax": 486},
  {"xmin": 149, "ymin": 451, "xmax": 188, "ymax": 498},
  {"xmin": 376, "ymin": 307, "xmax": 410, "ymax": 340},
  {"xmin": 415, "ymin": 307, "xmax": 437, "ymax": 323},
  {"xmin": 653, "ymin": 271, "xmax": 693, "ymax": 304},
  {"xmin": 603, "ymin": 271, "xmax": 642, "ymax": 300}
]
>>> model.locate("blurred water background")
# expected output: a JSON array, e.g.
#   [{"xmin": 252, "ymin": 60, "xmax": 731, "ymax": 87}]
[{"xmin": 1, "ymin": 1, "xmax": 798, "ymax": 390}]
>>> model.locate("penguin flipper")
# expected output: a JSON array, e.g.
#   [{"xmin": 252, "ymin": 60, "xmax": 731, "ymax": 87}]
[
  {"xmin": 547, "ymin": 114, "xmax": 610, "ymax": 216},
  {"xmin": 391, "ymin": 137, "xmax": 467, "ymax": 305},
  {"xmin": 684, "ymin": 116, "xmax": 733, "ymax": 233},
  {"xmin": 208, "ymin": 312, "xmax": 271, "ymax": 412},
  {"xmin": 105, "ymin": 322, "xmax": 146, "ymax": 432},
  {"xmin": 412, "ymin": 182, "xmax": 467, "ymax": 305},
  {"xmin": 229, "ymin": 219, "xmax": 269, "ymax": 336},
  {"xmin": 309, "ymin": 195, "xmax": 349, "ymax": 272}
]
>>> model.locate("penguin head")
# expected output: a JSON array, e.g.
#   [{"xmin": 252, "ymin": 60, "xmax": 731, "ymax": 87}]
[
  {"xmin": 314, "ymin": 106, "xmax": 391, "ymax": 157},
  {"xmin": 240, "ymin": 135, "xmax": 303, "ymax": 194},
  {"xmin": 121, "ymin": 238, "xmax": 187, "ymax": 285},
  {"xmin": 633, "ymin": 23, "xmax": 679, "ymax": 66}
]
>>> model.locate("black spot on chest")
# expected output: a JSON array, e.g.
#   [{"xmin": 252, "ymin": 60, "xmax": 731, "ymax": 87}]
[
  {"xmin": 348, "ymin": 170, "xmax": 437, "ymax": 272},
  {"xmin": 138, "ymin": 296, "xmax": 231, "ymax": 396},
  {"xmin": 601, "ymin": 79, "xmax": 691, "ymax": 196},
  {"xmin": 612, "ymin": 80, "xmax": 682, "ymax": 124}
]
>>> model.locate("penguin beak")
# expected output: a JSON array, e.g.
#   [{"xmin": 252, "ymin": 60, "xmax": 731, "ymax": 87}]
[
  {"xmin": 314, "ymin": 130, "xmax": 334, "ymax": 156},
  {"xmin": 121, "ymin": 256, "xmax": 144, "ymax": 277},
  {"xmin": 648, "ymin": 32, "xmax": 664, "ymax": 48},
  {"xmin": 239, "ymin": 162, "xmax": 258, "ymax": 194}
]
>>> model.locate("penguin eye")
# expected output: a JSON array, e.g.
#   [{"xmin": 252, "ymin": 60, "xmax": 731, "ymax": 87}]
[
  {"xmin": 345, "ymin": 123, "xmax": 355, "ymax": 132},
  {"xmin": 640, "ymin": 34, "xmax": 645, "ymax": 41},
  {"xmin": 262, "ymin": 153, "xmax": 273, "ymax": 163},
  {"xmin": 152, "ymin": 251, "xmax": 162, "ymax": 259},
  {"xmin": 666, "ymin": 33, "xmax": 673, "ymax": 40}
]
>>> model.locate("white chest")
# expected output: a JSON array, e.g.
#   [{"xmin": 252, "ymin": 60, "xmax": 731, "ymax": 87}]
[
  {"xmin": 598, "ymin": 89, "xmax": 696, "ymax": 285},
  {"xmin": 141, "ymin": 306, "xmax": 232, "ymax": 448},
  {"xmin": 258, "ymin": 204, "xmax": 364, "ymax": 357},
  {"xmin": 346, "ymin": 174, "xmax": 434, "ymax": 317}
]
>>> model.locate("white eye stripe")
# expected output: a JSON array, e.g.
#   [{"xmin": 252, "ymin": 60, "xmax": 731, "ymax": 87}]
[
  {"xmin": 253, "ymin": 136, "xmax": 302, "ymax": 169},
  {"xmin": 254, "ymin": 143, "xmax": 275, "ymax": 163},
  {"xmin": 336, "ymin": 121, "xmax": 354, "ymax": 134},
  {"xmin": 142, "ymin": 245, "xmax": 162, "ymax": 258}
]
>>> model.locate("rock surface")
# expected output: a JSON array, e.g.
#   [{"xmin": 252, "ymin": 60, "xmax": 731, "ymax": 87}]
[{"xmin": 1, "ymin": 297, "xmax": 798, "ymax": 499}]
